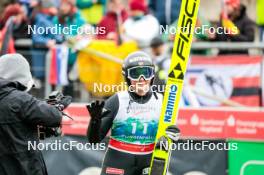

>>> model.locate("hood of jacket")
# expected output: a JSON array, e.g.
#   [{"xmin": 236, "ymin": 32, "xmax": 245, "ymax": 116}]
[
  {"xmin": 0, "ymin": 78, "xmax": 27, "ymax": 100},
  {"xmin": 0, "ymin": 54, "xmax": 34, "ymax": 92}
]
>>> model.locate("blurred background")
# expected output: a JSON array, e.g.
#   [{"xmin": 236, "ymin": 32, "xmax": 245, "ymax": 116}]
[{"xmin": 0, "ymin": 0, "xmax": 264, "ymax": 174}]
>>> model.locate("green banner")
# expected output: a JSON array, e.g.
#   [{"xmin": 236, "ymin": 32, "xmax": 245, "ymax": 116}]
[{"xmin": 228, "ymin": 140, "xmax": 264, "ymax": 175}]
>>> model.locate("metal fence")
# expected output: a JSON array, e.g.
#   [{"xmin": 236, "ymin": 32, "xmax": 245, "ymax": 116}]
[{"xmin": 14, "ymin": 39, "xmax": 264, "ymax": 102}]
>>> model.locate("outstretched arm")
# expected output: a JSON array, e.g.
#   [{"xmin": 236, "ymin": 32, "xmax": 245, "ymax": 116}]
[{"xmin": 87, "ymin": 94, "xmax": 119, "ymax": 143}]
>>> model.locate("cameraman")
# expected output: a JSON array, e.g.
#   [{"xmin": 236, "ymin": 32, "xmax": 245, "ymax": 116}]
[{"xmin": 0, "ymin": 54, "xmax": 63, "ymax": 175}]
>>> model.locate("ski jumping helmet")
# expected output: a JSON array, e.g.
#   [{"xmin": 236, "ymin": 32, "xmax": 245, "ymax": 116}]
[{"xmin": 122, "ymin": 51, "xmax": 155, "ymax": 86}]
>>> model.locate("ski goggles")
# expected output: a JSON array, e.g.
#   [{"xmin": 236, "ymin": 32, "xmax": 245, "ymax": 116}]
[{"xmin": 127, "ymin": 66, "xmax": 155, "ymax": 81}]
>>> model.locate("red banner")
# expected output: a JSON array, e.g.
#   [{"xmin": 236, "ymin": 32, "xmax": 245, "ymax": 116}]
[
  {"xmin": 178, "ymin": 108, "xmax": 264, "ymax": 141},
  {"xmin": 187, "ymin": 55, "xmax": 262, "ymax": 107},
  {"xmin": 62, "ymin": 104, "xmax": 90, "ymax": 136},
  {"xmin": 62, "ymin": 104, "xmax": 264, "ymax": 141}
]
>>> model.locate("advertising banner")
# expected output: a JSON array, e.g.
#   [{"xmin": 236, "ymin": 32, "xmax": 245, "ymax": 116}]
[
  {"xmin": 42, "ymin": 137, "xmax": 227, "ymax": 175},
  {"xmin": 62, "ymin": 104, "xmax": 264, "ymax": 141},
  {"xmin": 187, "ymin": 55, "xmax": 262, "ymax": 106},
  {"xmin": 228, "ymin": 140, "xmax": 264, "ymax": 175}
]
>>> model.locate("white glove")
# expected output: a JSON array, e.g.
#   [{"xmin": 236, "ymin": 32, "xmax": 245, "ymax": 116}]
[{"xmin": 165, "ymin": 125, "xmax": 180, "ymax": 142}]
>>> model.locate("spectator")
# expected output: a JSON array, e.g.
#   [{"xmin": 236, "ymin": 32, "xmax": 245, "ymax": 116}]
[
  {"xmin": 148, "ymin": 0, "xmax": 181, "ymax": 27},
  {"xmin": 18, "ymin": 0, "xmax": 39, "ymax": 18},
  {"xmin": 209, "ymin": 0, "xmax": 255, "ymax": 54},
  {"xmin": 53, "ymin": 0, "xmax": 85, "ymax": 66},
  {"xmin": 76, "ymin": 0, "xmax": 106, "ymax": 26},
  {"xmin": 31, "ymin": 0, "xmax": 60, "ymax": 80},
  {"xmin": 96, "ymin": 0, "xmax": 128, "ymax": 42},
  {"xmin": 150, "ymin": 37, "xmax": 170, "ymax": 91},
  {"xmin": 150, "ymin": 37, "xmax": 170, "ymax": 72},
  {"xmin": 0, "ymin": 3, "xmax": 28, "ymax": 55},
  {"xmin": 123, "ymin": 0, "xmax": 159, "ymax": 47},
  {"xmin": 0, "ymin": 0, "xmax": 15, "ymax": 15},
  {"xmin": 53, "ymin": 0, "xmax": 85, "ymax": 97},
  {"xmin": 256, "ymin": 0, "xmax": 264, "ymax": 41},
  {"xmin": 162, "ymin": 14, "xmax": 213, "ymax": 54},
  {"xmin": 192, "ymin": 15, "xmax": 212, "ymax": 55}
]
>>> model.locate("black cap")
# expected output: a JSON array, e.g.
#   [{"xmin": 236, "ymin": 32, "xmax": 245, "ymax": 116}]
[{"xmin": 150, "ymin": 37, "xmax": 164, "ymax": 48}]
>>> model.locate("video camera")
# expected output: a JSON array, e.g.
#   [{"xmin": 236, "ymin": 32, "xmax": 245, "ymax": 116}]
[{"xmin": 38, "ymin": 91, "xmax": 73, "ymax": 140}]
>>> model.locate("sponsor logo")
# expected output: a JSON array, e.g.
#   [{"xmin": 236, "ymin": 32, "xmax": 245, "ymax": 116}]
[
  {"xmin": 164, "ymin": 85, "xmax": 178, "ymax": 122},
  {"xmin": 106, "ymin": 167, "xmax": 124, "ymax": 175},
  {"xmin": 129, "ymin": 57, "xmax": 147, "ymax": 63},
  {"xmin": 176, "ymin": 0, "xmax": 198, "ymax": 62}
]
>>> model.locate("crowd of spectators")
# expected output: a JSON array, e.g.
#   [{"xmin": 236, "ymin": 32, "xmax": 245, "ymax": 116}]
[{"xmin": 0, "ymin": 0, "xmax": 262, "ymax": 99}]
